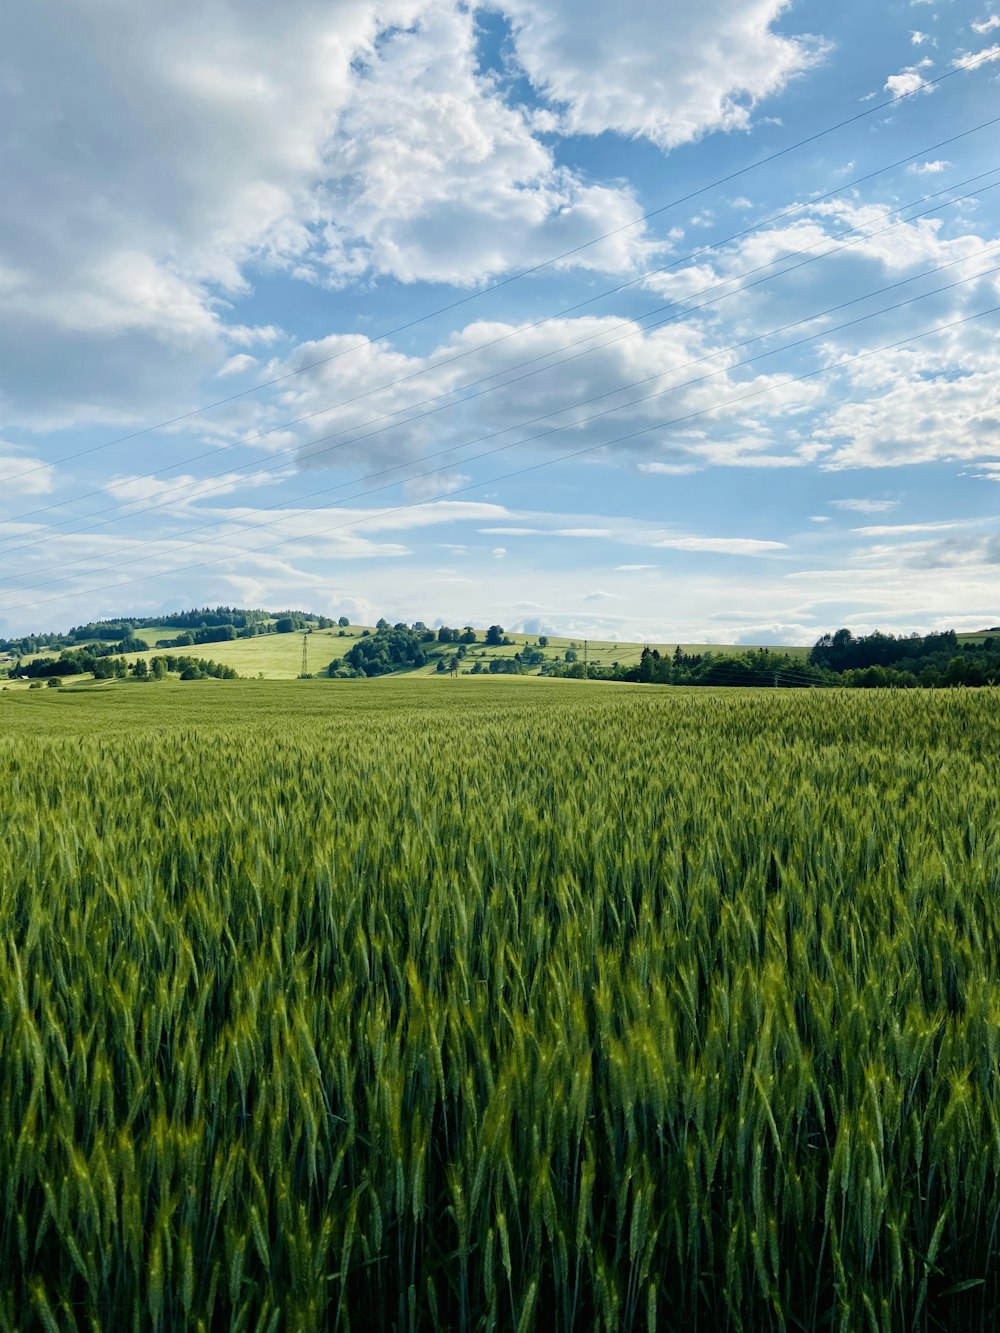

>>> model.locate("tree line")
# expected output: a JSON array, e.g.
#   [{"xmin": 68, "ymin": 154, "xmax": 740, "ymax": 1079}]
[
  {"xmin": 0, "ymin": 605, "xmax": 337, "ymax": 658},
  {"xmin": 328, "ymin": 623, "xmax": 511, "ymax": 678},
  {"xmin": 14, "ymin": 653, "xmax": 239, "ymax": 683}
]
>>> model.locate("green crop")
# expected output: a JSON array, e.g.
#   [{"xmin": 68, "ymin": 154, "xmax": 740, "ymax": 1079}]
[{"xmin": 1, "ymin": 679, "xmax": 999, "ymax": 1330}]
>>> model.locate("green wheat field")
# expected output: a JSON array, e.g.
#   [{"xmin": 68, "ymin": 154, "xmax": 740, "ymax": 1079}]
[{"xmin": 2, "ymin": 678, "xmax": 999, "ymax": 1330}]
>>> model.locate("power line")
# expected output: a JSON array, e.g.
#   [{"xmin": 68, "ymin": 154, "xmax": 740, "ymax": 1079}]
[
  {"xmin": 3, "ymin": 48, "xmax": 997, "ymax": 486},
  {"xmin": 6, "ymin": 257, "xmax": 999, "ymax": 594},
  {"xmin": 8, "ymin": 113, "xmax": 998, "ymax": 518},
  {"xmin": 5, "ymin": 161, "xmax": 998, "ymax": 559},
  {"xmin": 5, "ymin": 251, "xmax": 999, "ymax": 594},
  {"xmin": 3, "ymin": 301, "xmax": 997, "ymax": 618}
]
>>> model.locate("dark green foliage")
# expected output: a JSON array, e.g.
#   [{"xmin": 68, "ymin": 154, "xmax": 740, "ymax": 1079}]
[
  {"xmin": 191, "ymin": 624, "xmax": 238, "ymax": 645},
  {"xmin": 809, "ymin": 629, "xmax": 1000, "ymax": 687},
  {"xmin": 0, "ymin": 607, "xmax": 273, "ymax": 656},
  {"xmin": 549, "ymin": 647, "xmax": 830, "ymax": 688},
  {"xmin": 344, "ymin": 626, "xmax": 428, "ymax": 677},
  {"xmin": 487, "ymin": 656, "xmax": 522, "ymax": 674},
  {"xmin": 810, "ymin": 627, "xmax": 960, "ymax": 673},
  {"xmin": 155, "ymin": 656, "xmax": 238, "ymax": 680}
]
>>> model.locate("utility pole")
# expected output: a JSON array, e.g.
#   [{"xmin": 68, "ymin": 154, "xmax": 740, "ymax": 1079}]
[
  {"xmin": 584, "ymin": 639, "xmax": 588, "ymax": 680},
  {"xmin": 301, "ymin": 632, "xmax": 309, "ymax": 679}
]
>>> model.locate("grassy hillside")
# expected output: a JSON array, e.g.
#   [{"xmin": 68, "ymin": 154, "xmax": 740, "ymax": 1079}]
[{"xmin": 99, "ymin": 626, "xmax": 809, "ymax": 680}]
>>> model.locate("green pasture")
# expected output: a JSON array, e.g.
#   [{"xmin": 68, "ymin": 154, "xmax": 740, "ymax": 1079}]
[{"xmin": 113, "ymin": 626, "xmax": 811, "ymax": 679}]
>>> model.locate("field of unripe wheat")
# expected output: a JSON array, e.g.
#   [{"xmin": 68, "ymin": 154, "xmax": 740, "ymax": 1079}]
[{"xmin": 2, "ymin": 679, "xmax": 999, "ymax": 1331}]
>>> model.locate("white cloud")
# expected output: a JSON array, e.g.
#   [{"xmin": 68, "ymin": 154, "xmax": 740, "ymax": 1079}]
[
  {"xmin": 972, "ymin": 16, "xmax": 1000, "ymax": 34},
  {"xmin": 884, "ymin": 67, "xmax": 933, "ymax": 96},
  {"xmin": 631, "ymin": 191, "xmax": 1000, "ymax": 473},
  {"xmin": 478, "ymin": 526, "xmax": 541, "ymax": 535},
  {"xmin": 615, "ymin": 563, "xmax": 657, "ymax": 570},
  {"xmin": 910, "ymin": 30, "xmax": 930, "ymax": 45},
  {"xmin": 654, "ymin": 535, "xmax": 786, "ymax": 554},
  {"xmin": 907, "ymin": 159, "xmax": 950, "ymax": 175},
  {"xmin": 477, "ymin": 523, "xmax": 612, "ymax": 538},
  {"xmin": 637, "ymin": 461, "xmax": 702, "ymax": 475},
  {"xmin": 218, "ymin": 354, "xmax": 259, "ymax": 377},
  {"xmin": 851, "ymin": 519, "xmax": 975, "ymax": 536},
  {"xmin": 497, "ymin": 0, "xmax": 827, "ymax": 149},
  {"xmin": 0, "ymin": 449, "xmax": 56, "ymax": 496},
  {"xmin": 317, "ymin": 4, "xmax": 659, "ymax": 287},
  {"xmin": 491, "ymin": 546, "xmax": 507, "ymax": 558},
  {"xmin": 0, "ymin": 0, "xmax": 663, "ymax": 429},
  {"xmin": 819, "ymin": 363, "xmax": 1000, "ymax": 471},
  {"xmin": 102, "ymin": 469, "xmax": 284, "ymax": 510},
  {"xmin": 954, "ymin": 43, "xmax": 1000, "ymax": 67},
  {"xmin": 403, "ymin": 471, "xmax": 472, "ymax": 500},
  {"xmin": 269, "ymin": 310, "xmax": 813, "ymax": 480},
  {"xmin": 830, "ymin": 498, "xmax": 900, "ymax": 513}
]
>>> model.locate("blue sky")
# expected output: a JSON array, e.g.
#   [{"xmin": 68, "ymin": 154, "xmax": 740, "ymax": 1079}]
[{"xmin": 1, "ymin": 0, "xmax": 999, "ymax": 642}]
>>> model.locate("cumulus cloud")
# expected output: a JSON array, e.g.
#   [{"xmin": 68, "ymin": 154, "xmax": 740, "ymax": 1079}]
[
  {"xmin": 972, "ymin": 16, "xmax": 1000, "ymax": 34},
  {"xmin": 818, "ymin": 357, "xmax": 1000, "ymax": 471},
  {"xmin": 0, "ymin": 0, "xmax": 660, "ymax": 429},
  {"xmin": 496, "ymin": 0, "xmax": 827, "ymax": 148},
  {"xmin": 267, "ymin": 310, "xmax": 814, "ymax": 479},
  {"xmin": 317, "ymin": 5, "xmax": 663, "ymax": 288},
  {"xmin": 908, "ymin": 160, "xmax": 950, "ymax": 175},
  {"xmin": 884, "ymin": 65, "xmax": 933, "ymax": 97}
]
